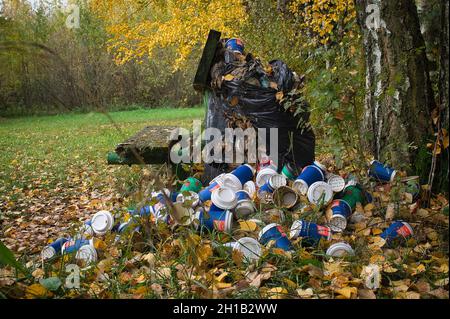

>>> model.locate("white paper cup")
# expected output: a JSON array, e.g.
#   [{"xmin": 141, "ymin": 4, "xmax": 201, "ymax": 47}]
[
  {"xmin": 269, "ymin": 174, "xmax": 287, "ymax": 190},
  {"xmin": 307, "ymin": 182, "xmax": 333, "ymax": 205},
  {"xmin": 211, "ymin": 187, "xmax": 238, "ymax": 210},
  {"xmin": 326, "ymin": 242, "xmax": 355, "ymax": 257},
  {"xmin": 256, "ymin": 167, "xmax": 277, "ymax": 187},
  {"xmin": 290, "ymin": 220, "xmax": 303, "ymax": 239},
  {"xmin": 273, "ymin": 186, "xmax": 298, "ymax": 209},
  {"xmin": 171, "ymin": 203, "xmax": 196, "ymax": 226},
  {"xmin": 91, "ymin": 210, "xmax": 114, "ymax": 236},
  {"xmin": 41, "ymin": 246, "xmax": 57, "ymax": 260},
  {"xmin": 210, "ymin": 173, "xmax": 226, "ymax": 185}
]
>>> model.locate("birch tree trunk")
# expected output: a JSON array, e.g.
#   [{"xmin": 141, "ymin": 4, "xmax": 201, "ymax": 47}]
[{"xmin": 355, "ymin": 0, "xmax": 435, "ymax": 173}]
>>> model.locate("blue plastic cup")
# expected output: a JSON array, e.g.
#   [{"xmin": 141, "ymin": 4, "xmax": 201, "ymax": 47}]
[
  {"xmin": 198, "ymin": 180, "xmax": 222, "ymax": 203},
  {"xmin": 230, "ymin": 164, "xmax": 254, "ymax": 185},
  {"xmin": 225, "ymin": 38, "xmax": 245, "ymax": 54},
  {"xmin": 258, "ymin": 223, "xmax": 293, "ymax": 251},
  {"xmin": 293, "ymin": 165, "xmax": 324, "ymax": 194},
  {"xmin": 198, "ymin": 206, "xmax": 233, "ymax": 233},
  {"xmin": 368, "ymin": 160, "xmax": 396, "ymax": 182},
  {"xmin": 290, "ymin": 220, "xmax": 332, "ymax": 246},
  {"xmin": 236, "ymin": 190, "xmax": 251, "ymax": 202},
  {"xmin": 381, "ymin": 221, "xmax": 413, "ymax": 247}
]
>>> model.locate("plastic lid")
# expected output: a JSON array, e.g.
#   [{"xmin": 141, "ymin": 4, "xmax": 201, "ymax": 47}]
[
  {"xmin": 235, "ymin": 237, "xmax": 261, "ymax": 262},
  {"xmin": 243, "ymin": 181, "xmax": 256, "ymax": 198},
  {"xmin": 256, "ymin": 167, "xmax": 277, "ymax": 187},
  {"xmin": 329, "ymin": 214, "xmax": 347, "ymax": 232},
  {"xmin": 210, "ymin": 173, "xmax": 225, "ymax": 185},
  {"xmin": 41, "ymin": 246, "xmax": 56, "ymax": 260},
  {"xmin": 326, "ymin": 242, "xmax": 355, "ymax": 257},
  {"xmin": 293, "ymin": 179, "xmax": 309, "ymax": 195},
  {"xmin": 222, "ymin": 174, "xmax": 243, "ymax": 192},
  {"xmin": 290, "ymin": 220, "xmax": 303, "ymax": 239},
  {"xmin": 91, "ymin": 211, "xmax": 114, "ymax": 235},
  {"xmin": 327, "ymin": 174, "xmax": 346, "ymax": 193},
  {"xmin": 269, "ymin": 174, "xmax": 287, "ymax": 190},
  {"xmin": 258, "ymin": 223, "xmax": 279, "ymax": 240},
  {"xmin": 307, "ymin": 181, "xmax": 333, "ymax": 205},
  {"xmin": 211, "ymin": 187, "xmax": 238, "ymax": 210}
]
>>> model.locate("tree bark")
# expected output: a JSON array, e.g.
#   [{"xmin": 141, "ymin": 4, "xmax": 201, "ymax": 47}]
[{"xmin": 355, "ymin": 0, "xmax": 435, "ymax": 172}]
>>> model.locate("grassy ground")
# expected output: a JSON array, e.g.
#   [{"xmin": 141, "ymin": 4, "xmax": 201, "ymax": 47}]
[{"xmin": 0, "ymin": 107, "xmax": 204, "ymax": 253}]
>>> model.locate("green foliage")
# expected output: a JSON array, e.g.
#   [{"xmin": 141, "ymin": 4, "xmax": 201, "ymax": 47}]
[{"xmin": 0, "ymin": 240, "xmax": 27, "ymax": 274}]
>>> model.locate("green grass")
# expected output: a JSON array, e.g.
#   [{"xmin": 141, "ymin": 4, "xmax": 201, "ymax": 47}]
[{"xmin": 0, "ymin": 107, "xmax": 204, "ymax": 197}]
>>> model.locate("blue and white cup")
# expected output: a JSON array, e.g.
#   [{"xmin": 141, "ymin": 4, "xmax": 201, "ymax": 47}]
[
  {"xmin": 293, "ymin": 165, "xmax": 325, "ymax": 195},
  {"xmin": 368, "ymin": 160, "xmax": 397, "ymax": 182},
  {"xmin": 198, "ymin": 206, "xmax": 233, "ymax": 233},
  {"xmin": 199, "ymin": 179, "xmax": 223, "ymax": 202},
  {"xmin": 328, "ymin": 199, "xmax": 352, "ymax": 232},
  {"xmin": 230, "ymin": 164, "xmax": 255, "ymax": 186},
  {"xmin": 234, "ymin": 190, "xmax": 255, "ymax": 219},
  {"xmin": 41, "ymin": 238, "xmax": 68, "ymax": 260},
  {"xmin": 290, "ymin": 220, "xmax": 332, "ymax": 246},
  {"xmin": 312, "ymin": 161, "xmax": 327, "ymax": 175},
  {"xmin": 258, "ymin": 223, "xmax": 293, "ymax": 251},
  {"xmin": 380, "ymin": 221, "xmax": 413, "ymax": 247},
  {"xmin": 236, "ymin": 190, "xmax": 251, "ymax": 202},
  {"xmin": 61, "ymin": 238, "xmax": 98, "ymax": 263}
]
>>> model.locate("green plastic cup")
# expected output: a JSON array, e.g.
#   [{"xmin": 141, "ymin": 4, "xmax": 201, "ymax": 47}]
[
  {"xmin": 281, "ymin": 163, "xmax": 297, "ymax": 181},
  {"xmin": 341, "ymin": 185, "xmax": 364, "ymax": 210},
  {"xmin": 180, "ymin": 177, "xmax": 203, "ymax": 193}
]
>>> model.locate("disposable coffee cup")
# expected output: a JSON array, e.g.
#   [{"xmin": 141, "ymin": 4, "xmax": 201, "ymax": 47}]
[
  {"xmin": 243, "ymin": 181, "xmax": 256, "ymax": 198},
  {"xmin": 256, "ymin": 167, "xmax": 277, "ymax": 187},
  {"xmin": 380, "ymin": 221, "xmax": 413, "ymax": 247},
  {"xmin": 313, "ymin": 161, "xmax": 327, "ymax": 174},
  {"xmin": 211, "ymin": 187, "xmax": 238, "ymax": 210},
  {"xmin": 307, "ymin": 181, "xmax": 333, "ymax": 206},
  {"xmin": 210, "ymin": 173, "xmax": 226, "ymax": 185},
  {"xmin": 368, "ymin": 160, "xmax": 397, "ymax": 182},
  {"xmin": 230, "ymin": 164, "xmax": 255, "ymax": 185},
  {"xmin": 293, "ymin": 165, "xmax": 324, "ymax": 195},
  {"xmin": 273, "ymin": 186, "xmax": 298, "ymax": 209},
  {"xmin": 269, "ymin": 174, "xmax": 287, "ymax": 189},
  {"xmin": 329, "ymin": 214, "xmax": 348, "ymax": 233},
  {"xmin": 292, "ymin": 179, "xmax": 309, "ymax": 195},
  {"xmin": 171, "ymin": 203, "xmax": 196, "ymax": 226},
  {"xmin": 199, "ymin": 178, "xmax": 223, "ymax": 202},
  {"xmin": 199, "ymin": 208, "xmax": 234, "ymax": 233},
  {"xmin": 180, "ymin": 177, "xmax": 203, "ymax": 193},
  {"xmin": 258, "ymin": 223, "xmax": 293, "ymax": 251},
  {"xmin": 326, "ymin": 242, "xmax": 355, "ymax": 257},
  {"xmin": 327, "ymin": 174, "xmax": 346, "ymax": 193},
  {"xmin": 290, "ymin": 220, "xmax": 332, "ymax": 243},
  {"xmin": 91, "ymin": 210, "xmax": 114, "ymax": 236}
]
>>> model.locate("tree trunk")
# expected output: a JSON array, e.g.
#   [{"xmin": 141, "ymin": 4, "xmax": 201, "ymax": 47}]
[{"xmin": 355, "ymin": 0, "xmax": 435, "ymax": 174}]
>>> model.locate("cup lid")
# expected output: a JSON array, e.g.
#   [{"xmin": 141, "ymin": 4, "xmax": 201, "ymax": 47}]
[
  {"xmin": 256, "ymin": 167, "xmax": 277, "ymax": 187},
  {"xmin": 211, "ymin": 187, "xmax": 238, "ymax": 210},
  {"xmin": 222, "ymin": 174, "xmax": 243, "ymax": 191},
  {"xmin": 327, "ymin": 175, "xmax": 346, "ymax": 193},
  {"xmin": 329, "ymin": 214, "xmax": 347, "ymax": 232},
  {"xmin": 290, "ymin": 220, "xmax": 303, "ymax": 239},
  {"xmin": 307, "ymin": 181, "xmax": 333, "ymax": 205},
  {"xmin": 91, "ymin": 211, "xmax": 114, "ymax": 235},
  {"xmin": 326, "ymin": 242, "xmax": 354, "ymax": 257},
  {"xmin": 269, "ymin": 174, "xmax": 287, "ymax": 189}
]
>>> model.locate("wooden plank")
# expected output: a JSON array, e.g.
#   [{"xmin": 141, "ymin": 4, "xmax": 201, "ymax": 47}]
[{"xmin": 193, "ymin": 29, "xmax": 222, "ymax": 92}]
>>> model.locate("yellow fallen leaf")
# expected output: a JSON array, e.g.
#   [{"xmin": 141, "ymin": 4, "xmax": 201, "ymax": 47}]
[
  {"xmin": 297, "ymin": 288, "xmax": 314, "ymax": 298},
  {"xmin": 275, "ymin": 91, "xmax": 284, "ymax": 101},
  {"xmin": 239, "ymin": 220, "xmax": 257, "ymax": 232},
  {"xmin": 267, "ymin": 287, "xmax": 288, "ymax": 299},
  {"xmin": 223, "ymin": 74, "xmax": 235, "ymax": 81},
  {"xmin": 372, "ymin": 228, "xmax": 383, "ymax": 235},
  {"xmin": 196, "ymin": 244, "xmax": 213, "ymax": 265},
  {"xmin": 335, "ymin": 286, "xmax": 357, "ymax": 299},
  {"xmin": 26, "ymin": 283, "xmax": 52, "ymax": 299},
  {"xmin": 283, "ymin": 278, "xmax": 297, "ymax": 289}
]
